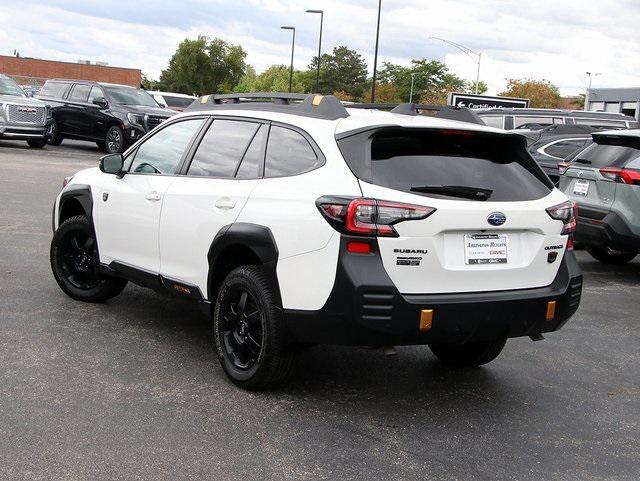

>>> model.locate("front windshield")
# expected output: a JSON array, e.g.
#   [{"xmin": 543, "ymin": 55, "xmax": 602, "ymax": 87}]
[
  {"xmin": 0, "ymin": 76, "xmax": 26, "ymax": 97},
  {"xmin": 103, "ymin": 85, "xmax": 159, "ymax": 107}
]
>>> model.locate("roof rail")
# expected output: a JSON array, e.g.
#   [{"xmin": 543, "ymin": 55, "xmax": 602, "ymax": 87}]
[
  {"xmin": 185, "ymin": 92, "xmax": 350, "ymax": 120},
  {"xmin": 346, "ymin": 102, "xmax": 486, "ymax": 126}
]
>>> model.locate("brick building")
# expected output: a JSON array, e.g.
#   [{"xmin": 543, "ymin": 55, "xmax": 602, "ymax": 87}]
[{"xmin": 0, "ymin": 55, "xmax": 141, "ymax": 87}]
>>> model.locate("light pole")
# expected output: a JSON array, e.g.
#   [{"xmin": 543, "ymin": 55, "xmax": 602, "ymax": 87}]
[
  {"xmin": 281, "ymin": 26, "xmax": 296, "ymax": 93},
  {"xmin": 371, "ymin": 0, "xmax": 382, "ymax": 102},
  {"xmin": 429, "ymin": 36, "xmax": 482, "ymax": 94},
  {"xmin": 585, "ymin": 71, "xmax": 601, "ymax": 111},
  {"xmin": 306, "ymin": 9, "xmax": 323, "ymax": 93},
  {"xmin": 409, "ymin": 72, "xmax": 425, "ymax": 103}
]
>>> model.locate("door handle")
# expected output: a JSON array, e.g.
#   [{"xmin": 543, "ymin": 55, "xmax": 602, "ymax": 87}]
[
  {"xmin": 214, "ymin": 198, "xmax": 236, "ymax": 210},
  {"xmin": 145, "ymin": 191, "xmax": 162, "ymax": 201}
]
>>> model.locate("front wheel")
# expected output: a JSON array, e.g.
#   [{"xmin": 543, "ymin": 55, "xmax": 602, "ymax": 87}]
[
  {"xmin": 429, "ymin": 338, "xmax": 507, "ymax": 368},
  {"xmin": 50, "ymin": 215, "xmax": 127, "ymax": 302},
  {"xmin": 213, "ymin": 265, "xmax": 297, "ymax": 390},
  {"xmin": 48, "ymin": 119, "xmax": 63, "ymax": 146},
  {"xmin": 27, "ymin": 138, "xmax": 47, "ymax": 148},
  {"xmin": 586, "ymin": 245, "xmax": 637, "ymax": 265},
  {"xmin": 105, "ymin": 125, "xmax": 125, "ymax": 154}
]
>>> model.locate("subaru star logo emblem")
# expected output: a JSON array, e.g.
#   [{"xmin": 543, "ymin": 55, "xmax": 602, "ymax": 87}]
[{"xmin": 487, "ymin": 212, "xmax": 506, "ymax": 226}]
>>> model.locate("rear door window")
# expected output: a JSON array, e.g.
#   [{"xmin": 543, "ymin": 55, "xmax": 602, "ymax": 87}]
[
  {"xmin": 187, "ymin": 119, "xmax": 261, "ymax": 178},
  {"xmin": 264, "ymin": 126, "xmax": 323, "ymax": 177},
  {"xmin": 69, "ymin": 84, "xmax": 91, "ymax": 103},
  {"xmin": 337, "ymin": 128, "xmax": 552, "ymax": 202},
  {"xmin": 236, "ymin": 124, "xmax": 268, "ymax": 179}
]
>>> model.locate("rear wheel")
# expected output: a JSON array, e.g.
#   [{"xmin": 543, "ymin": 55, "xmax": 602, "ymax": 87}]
[
  {"xmin": 50, "ymin": 215, "xmax": 127, "ymax": 302},
  {"xmin": 48, "ymin": 119, "xmax": 63, "ymax": 146},
  {"xmin": 213, "ymin": 265, "xmax": 297, "ymax": 390},
  {"xmin": 429, "ymin": 338, "xmax": 507, "ymax": 368},
  {"xmin": 27, "ymin": 138, "xmax": 46, "ymax": 148},
  {"xmin": 586, "ymin": 245, "xmax": 637, "ymax": 264}
]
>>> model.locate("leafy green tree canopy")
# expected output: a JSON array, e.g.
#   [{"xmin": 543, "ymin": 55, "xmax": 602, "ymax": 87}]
[
  {"xmin": 308, "ymin": 46, "xmax": 368, "ymax": 100},
  {"xmin": 159, "ymin": 36, "xmax": 247, "ymax": 95}
]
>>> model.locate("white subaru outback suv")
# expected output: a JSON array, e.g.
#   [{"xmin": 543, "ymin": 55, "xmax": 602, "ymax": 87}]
[{"xmin": 50, "ymin": 93, "xmax": 583, "ymax": 389}]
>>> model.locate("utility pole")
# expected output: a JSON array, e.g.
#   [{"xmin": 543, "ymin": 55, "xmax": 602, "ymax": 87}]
[
  {"xmin": 306, "ymin": 9, "xmax": 324, "ymax": 93},
  {"xmin": 281, "ymin": 26, "xmax": 296, "ymax": 93}
]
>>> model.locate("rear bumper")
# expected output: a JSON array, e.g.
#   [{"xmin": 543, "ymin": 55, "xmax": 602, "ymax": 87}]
[
  {"xmin": 576, "ymin": 206, "xmax": 640, "ymax": 251},
  {"xmin": 284, "ymin": 236, "xmax": 582, "ymax": 346}
]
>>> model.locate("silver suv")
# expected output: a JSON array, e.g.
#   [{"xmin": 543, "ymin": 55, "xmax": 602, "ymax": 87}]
[{"xmin": 0, "ymin": 74, "xmax": 52, "ymax": 148}]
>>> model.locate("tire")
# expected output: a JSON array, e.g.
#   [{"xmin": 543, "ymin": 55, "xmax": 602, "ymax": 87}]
[
  {"xmin": 27, "ymin": 139, "xmax": 47, "ymax": 148},
  {"xmin": 50, "ymin": 215, "xmax": 127, "ymax": 303},
  {"xmin": 586, "ymin": 245, "xmax": 637, "ymax": 265},
  {"xmin": 429, "ymin": 338, "xmax": 507, "ymax": 368},
  {"xmin": 213, "ymin": 265, "xmax": 297, "ymax": 390},
  {"xmin": 48, "ymin": 119, "xmax": 63, "ymax": 146},
  {"xmin": 105, "ymin": 125, "xmax": 125, "ymax": 154}
]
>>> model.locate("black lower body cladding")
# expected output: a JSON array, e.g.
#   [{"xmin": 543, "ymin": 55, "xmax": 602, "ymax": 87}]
[
  {"xmin": 284, "ymin": 236, "xmax": 582, "ymax": 346},
  {"xmin": 576, "ymin": 206, "xmax": 640, "ymax": 252}
]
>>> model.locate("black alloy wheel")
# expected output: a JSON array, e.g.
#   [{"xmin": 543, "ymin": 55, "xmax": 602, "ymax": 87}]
[
  {"xmin": 50, "ymin": 215, "xmax": 127, "ymax": 302},
  {"xmin": 218, "ymin": 287, "xmax": 264, "ymax": 370},
  {"xmin": 105, "ymin": 126, "xmax": 124, "ymax": 154},
  {"xmin": 48, "ymin": 119, "xmax": 63, "ymax": 145},
  {"xmin": 58, "ymin": 228, "xmax": 100, "ymax": 290}
]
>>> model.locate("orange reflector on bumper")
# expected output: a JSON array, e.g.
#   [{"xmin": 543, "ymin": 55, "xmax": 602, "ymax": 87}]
[
  {"xmin": 419, "ymin": 309, "xmax": 433, "ymax": 331},
  {"xmin": 546, "ymin": 301, "xmax": 557, "ymax": 321}
]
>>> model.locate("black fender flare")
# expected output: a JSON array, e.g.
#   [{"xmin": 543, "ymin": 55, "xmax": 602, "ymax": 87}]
[
  {"xmin": 57, "ymin": 184, "xmax": 93, "ymax": 228},
  {"xmin": 207, "ymin": 223, "xmax": 280, "ymax": 302}
]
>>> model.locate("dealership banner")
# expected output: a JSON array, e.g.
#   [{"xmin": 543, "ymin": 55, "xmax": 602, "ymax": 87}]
[{"xmin": 448, "ymin": 93, "xmax": 529, "ymax": 109}]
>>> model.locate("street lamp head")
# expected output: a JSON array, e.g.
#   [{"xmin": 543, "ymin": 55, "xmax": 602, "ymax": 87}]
[
  {"xmin": 281, "ymin": 26, "xmax": 295, "ymax": 31},
  {"xmin": 306, "ymin": 9, "xmax": 323, "ymax": 13}
]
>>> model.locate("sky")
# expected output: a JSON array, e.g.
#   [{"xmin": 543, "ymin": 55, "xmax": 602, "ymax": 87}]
[{"xmin": 1, "ymin": 0, "xmax": 639, "ymax": 96}]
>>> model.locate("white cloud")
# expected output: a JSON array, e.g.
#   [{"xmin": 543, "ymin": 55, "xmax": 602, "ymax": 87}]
[{"xmin": 1, "ymin": 0, "xmax": 639, "ymax": 97}]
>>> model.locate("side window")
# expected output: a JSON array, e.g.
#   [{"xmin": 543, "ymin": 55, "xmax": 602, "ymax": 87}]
[
  {"xmin": 236, "ymin": 125, "xmax": 268, "ymax": 179},
  {"xmin": 129, "ymin": 118, "xmax": 204, "ymax": 174},
  {"xmin": 88, "ymin": 86, "xmax": 105, "ymax": 104},
  {"xmin": 69, "ymin": 84, "xmax": 91, "ymax": 102},
  {"xmin": 39, "ymin": 81, "xmax": 70, "ymax": 99},
  {"xmin": 545, "ymin": 139, "xmax": 589, "ymax": 159},
  {"xmin": 264, "ymin": 126, "xmax": 322, "ymax": 177},
  {"xmin": 481, "ymin": 116, "xmax": 504, "ymax": 129},
  {"xmin": 188, "ymin": 120, "xmax": 260, "ymax": 178}
]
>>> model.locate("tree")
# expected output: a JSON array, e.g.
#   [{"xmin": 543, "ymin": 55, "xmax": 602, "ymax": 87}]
[
  {"xmin": 374, "ymin": 83, "xmax": 402, "ymax": 103},
  {"xmin": 378, "ymin": 59, "xmax": 466, "ymax": 103},
  {"xmin": 254, "ymin": 65, "xmax": 306, "ymax": 93},
  {"xmin": 233, "ymin": 65, "xmax": 257, "ymax": 93},
  {"xmin": 159, "ymin": 36, "xmax": 247, "ymax": 95},
  {"xmin": 141, "ymin": 73, "xmax": 160, "ymax": 91},
  {"xmin": 499, "ymin": 78, "xmax": 562, "ymax": 108},
  {"xmin": 467, "ymin": 81, "xmax": 488, "ymax": 95},
  {"xmin": 308, "ymin": 46, "xmax": 368, "ymax": 100}
]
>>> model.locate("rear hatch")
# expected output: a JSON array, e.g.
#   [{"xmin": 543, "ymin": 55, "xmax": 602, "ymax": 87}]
[
  {"xmin": 337, "ymin": 127, "xmax": 571, "ymax": 294},
  {"xmin": 560, "ymin": 133, "xmax": 640, "ymax": 229}
]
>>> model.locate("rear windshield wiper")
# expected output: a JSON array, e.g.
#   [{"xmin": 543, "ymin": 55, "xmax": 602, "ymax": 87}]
[
  {"xmin": 409, "ymin": 185, "xmax": 493, "ymax": 201},
  {"xmin": 573, "ymin": 159, "xmax": 592, "ymax": 165}
]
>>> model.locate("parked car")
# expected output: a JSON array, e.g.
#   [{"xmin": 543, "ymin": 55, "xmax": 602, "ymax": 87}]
[
  {"xmin": 38, "ymin": 80, "xmax": 176, "ymax": 153},
  {"xmin": 0, "ymin": 74, "xmax": 52, "ymax": 148},
  {"xmin": 527, "ymin": 125, "xmax": 597, "ymax": 184},
  {"xmin": 477, "ymin": 108, "xmax": 638, "ymax": 130},
  {"xmin": 50, "ymin": 93, "xmax": 582, "ymax": 389},
  {"xmin": 147, "ymin": 91, "xmax": 196, "ymax": 112},
  {"xmin": 559, "ymin": 129, "xmax": 640, "ymax": 264},
  {"xmin": 20, "ymin": 85, "xmax": 41, "ymax": 97}
]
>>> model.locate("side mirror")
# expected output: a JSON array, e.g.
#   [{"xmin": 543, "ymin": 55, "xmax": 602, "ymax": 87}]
[
  {"xmin": 93, "ymin": 97, "xmax": 108, "ymax": 109},
  {"xmin": 24, "ymin": 91, "xmax": 34, "ymax": 98},
  {"xmin": 100, "ymin": 153, "xmax": 124, "ymax": 177}
]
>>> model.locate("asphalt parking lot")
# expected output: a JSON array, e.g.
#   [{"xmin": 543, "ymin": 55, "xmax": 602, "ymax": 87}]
[{"xmin": 1, "ymin": 139, "xmax": 639, "ymax": 481}]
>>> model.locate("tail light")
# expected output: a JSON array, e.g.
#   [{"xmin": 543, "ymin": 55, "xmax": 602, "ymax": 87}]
[
  {"xmin": 599, "ymin": 167, "xmax": 640, "ymax": 185},
  {"xmin": 316, "ymin": 196, "xmax": 436, "ymax": 237},
  {"xmin": 558, "ymin": 162, "xmax": 569, "ymax": 175},
  {"xmin": 546, "ymin": 200, "xmax": 578, "ymax": 249}
]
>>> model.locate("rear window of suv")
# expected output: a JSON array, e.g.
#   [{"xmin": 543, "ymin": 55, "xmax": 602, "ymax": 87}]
[
  {"xmin": 337, "ymin": 128, "xmax": 553, "ymax": 202},
  {"xmin": 570, "ymin": 137, "xmax": 640, "ymax": 169}
]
